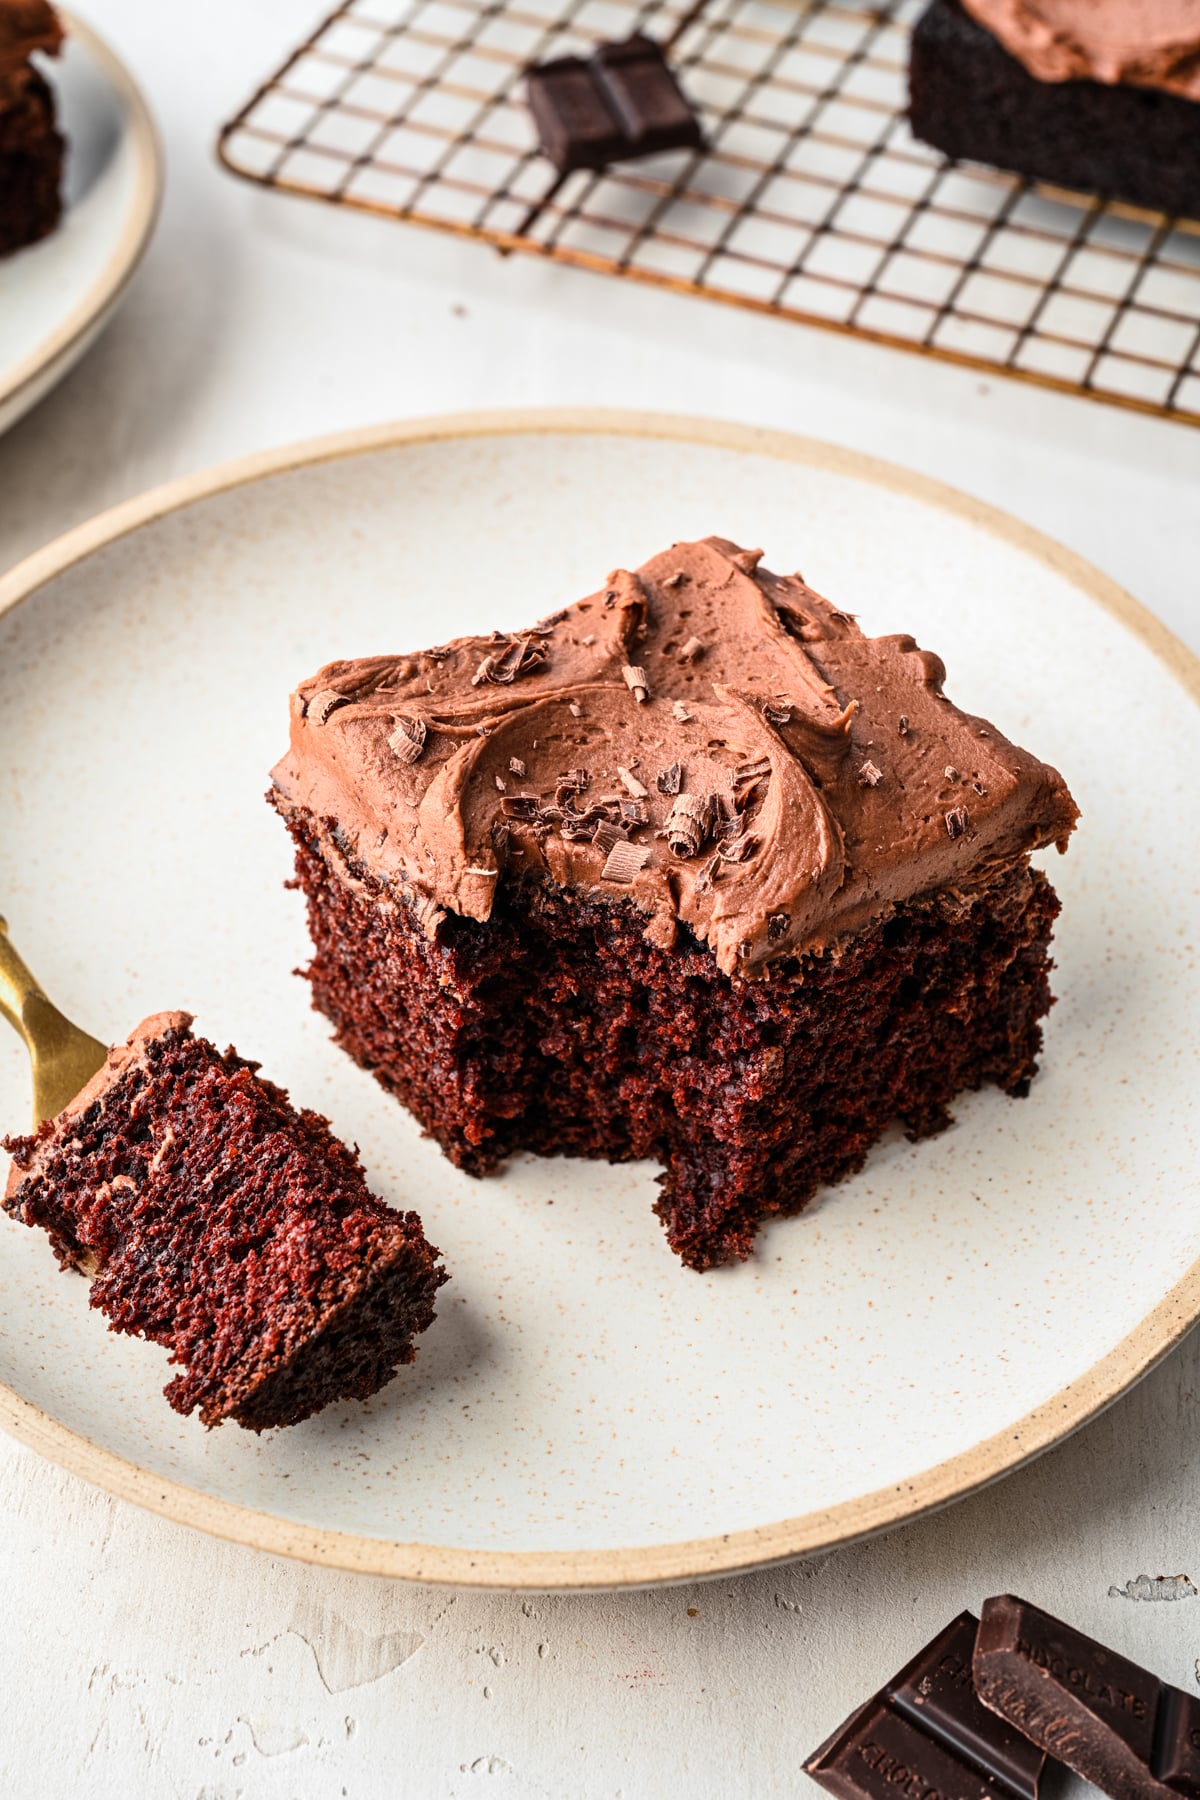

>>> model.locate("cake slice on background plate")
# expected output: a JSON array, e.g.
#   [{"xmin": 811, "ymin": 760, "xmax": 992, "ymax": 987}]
[
  {"xmin": 0, "ymin": 0, "xmax": 65, "ymax": 256},
  {"xmin": 270, "ymin": 536, "xmax": 1078, "ymax": 1272},
  {"xmin": 4, "ymin": 1012, "xmax": 447, "ymax": 1429}
]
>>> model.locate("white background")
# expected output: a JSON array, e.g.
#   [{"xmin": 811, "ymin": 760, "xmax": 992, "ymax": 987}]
[{"xmin": 2, "ymin": 2, "xmax": 1200, "ymax": 1794}]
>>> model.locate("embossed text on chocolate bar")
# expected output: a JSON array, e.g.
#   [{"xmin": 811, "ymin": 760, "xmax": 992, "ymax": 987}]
[{"xmin": 974, "ymin": 1594, "xmax": 1200, "ymax": 1800}]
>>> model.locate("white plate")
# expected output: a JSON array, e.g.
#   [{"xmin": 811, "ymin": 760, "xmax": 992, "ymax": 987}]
[
  {"xmin": 0, "ymin": 11, "xmax": 160, "ymax": 435},
  {"xmin": 1, "ymin": 411, "xmax": 1198, "ymax": 1590}
]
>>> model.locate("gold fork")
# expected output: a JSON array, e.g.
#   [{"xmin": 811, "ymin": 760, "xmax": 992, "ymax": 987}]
[{"xmin": 0, "ymin": 917, "xmax": 108, "ymax": 1129}]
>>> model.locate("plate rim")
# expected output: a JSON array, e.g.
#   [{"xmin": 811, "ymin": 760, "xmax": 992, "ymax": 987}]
[
  {"xmin": 2, "ymin": 405, "xmax": 1198, "ymax": 1590},
  {"xmin": 0, "ymin": 11, "xmax": 163, "ymax": 434}
]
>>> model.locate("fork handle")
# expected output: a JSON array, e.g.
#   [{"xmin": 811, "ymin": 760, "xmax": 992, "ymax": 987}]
[{"xmin": 0, "ymin": 914, "xmax": 55, "ymax": 1052}]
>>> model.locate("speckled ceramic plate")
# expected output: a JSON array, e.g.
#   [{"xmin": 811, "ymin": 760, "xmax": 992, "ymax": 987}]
[
  {"xmin": 0, "ymin": 12, "xmax": 161, "ymax": 436},
  {"xmin": 2, "ymin": 411, "xmax": 1198, "ymax": 1589}
]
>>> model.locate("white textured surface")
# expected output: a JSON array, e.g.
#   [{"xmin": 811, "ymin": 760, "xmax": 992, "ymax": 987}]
[{"xmin": 1, "ymin": 0, "xmax": 1199, "ymax": 1792}]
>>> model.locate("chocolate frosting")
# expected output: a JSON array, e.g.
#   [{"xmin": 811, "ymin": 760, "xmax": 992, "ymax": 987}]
[
  {"xmin": 962, "ymin": 0, "xmax": 1200, "ymax": 99},
  {"xmin": 0, "ymin": 0, "xmax": 62, "ymax": 75},
  {"xmin": 270, "ymin": 538, "xmax": 1077, "ymax": 979}
]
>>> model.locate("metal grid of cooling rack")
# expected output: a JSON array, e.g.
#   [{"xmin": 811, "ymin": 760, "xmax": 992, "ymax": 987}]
[{"xmin": 218, "ymin": 0, "xmax": 1200, "ymax": 426}]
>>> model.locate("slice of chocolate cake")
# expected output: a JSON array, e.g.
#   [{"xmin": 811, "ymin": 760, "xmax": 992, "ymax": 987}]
[
  {"xmin": 910, "ymin": 0, "xmax": 1200, "ymax": 221},
  {"xmin": 3, "ymin": 1013, "xmax": 447, "ymax": 1429},
  {"xmin": 269, "ymin": 537, "xmax": 1077, "ymax": 1272},
  {"xmin": 0, "ymin": 0, "xmax": 64, "ymax": 257}
]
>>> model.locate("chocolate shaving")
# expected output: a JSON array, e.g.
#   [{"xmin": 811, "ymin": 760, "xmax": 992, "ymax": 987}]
[
  {"xmin": 490, "ymin": 820, "xmax": 510, "ymax": 852},
  {"xmin": 858, "ymin": 760, "xmax": 883, "ymax": 787},
  {"xmin": 678, "ymin": 636, "xmax": 704, "ymax": 663},
  {"xmin": 898, "ymin": 715, "xmax": 910, "ymax": 736},
  {"xmin": 387, "ymin": 714, "xmax": 427, "ymax": 763},
  {"xmin": 694, "ymin": 854, "xmax": 721, "ymax": 895},
  {"xmin": 732, "ymin": 758, "xmax": 771, "ymax": 795},
  {"xmin": 623, "ymin": 665, "xmax": 650, "ymax": 703},
  {"xmin": 657, "ymin": 762, "xmax": 682, "ymax": 796},
  {"xmin": 601, "ymin": 840, "xmax": 651, "ymax": 884},
  {"xmin": 593, "ymin": 821, "xmax": 627, "ymax": 857},
  {"xmin": 568, "ymin": 702, "xmax": 582, "ymax": 717},
  {"xmin": 509, "ymin": 757, "xmax": 527, "ymax": 777},
  {"xmin": 672, "ymin": 701, "xmax": 691, "ymax": 723},
  {"xmin": 580, "ymin": 633, "xmax": 596, "ymax": 646},
  {"xmin": 664, "ymin": 570, "xmax": 688, "ymax": 589},
  {"xmin": 973, "ymin": 781, "xmax": 987, "ymax": 795},
  {"xmin": 620, "ymin": 798, "xmax": 649, "ymax": 826},
  {"xmin": 618, "ymin": 765, "xmax": 649, "ymax": 798},
  {"xmin": 307, "ymin": 689, "xmax": 349, "ymax": 726},
  {"xmin": 463, "ymin": 866, "xmax": 498, "ymax": 878},
  {"xmin": 472, "ymin": 637, "xmax": 548, "ymax": 687},
  {"xmin": 945, "ymin": 806, "xmax": 970, "ymax": 839},
  {"xmin": 768, "ymin": 912, "xmax": 790, "ymax": 942},
  {"xmin": 664, "ymin": 792, "xmax": 712, "ymax": 859},
  {"xmin": 495, "ymin": 775, "xmax": 507, "ymax": 793},
  {"xmin": 718, "ymin": 833, "xmax": 759, "ymax": 864},
  {"xmin": 945, "ymin": 765, "xmax": 960, "ymax": 782},
  {"xmin": 500, "ymin": 795, "xmax": 539, "ymax": 820},
  {"xmin": 762, "ymin": 700, "xmax": 792, "ymax": 726}
]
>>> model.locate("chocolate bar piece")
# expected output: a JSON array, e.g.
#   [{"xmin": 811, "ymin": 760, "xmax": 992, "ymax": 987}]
[
  {"xmin": 592, "ymin": 36, "xmax": 703, "ymax": 159},
  {"xmin": 526, "ymin": 56, "xmax": 625, "ymax": 174},
  {"xmin": 526, "ymin": 35, "xmax": 702, "ymax": 174},
  {"xmin": 974, "ymin": 1594, "xmax": 1200, "ymax": 1800},
  {"xmin": 806, "ymin": 1612, "xmax": 1046, "ymax": 1800}
]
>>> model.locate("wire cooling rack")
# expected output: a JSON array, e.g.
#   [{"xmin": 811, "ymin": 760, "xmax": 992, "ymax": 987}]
[{"xmin": 218, "ymin": 0, "xmax": 1200, "ymax": 426}]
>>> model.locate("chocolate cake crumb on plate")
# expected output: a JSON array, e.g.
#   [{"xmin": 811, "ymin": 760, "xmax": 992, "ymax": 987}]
[
  {"xmin": 3, "ymin": 1013, "xmax": 447, "ymax": 1429},
  {"xmin": 910, "ymin": 0, "xmax": 1200, "ymax": 221},
  {"xmin": 0, "ymin": 0, "xmax": 65, "ymax": 257},
  {"xmin": 270, "ymin": 535, "xmax": 1077, "ymax": 1273}
]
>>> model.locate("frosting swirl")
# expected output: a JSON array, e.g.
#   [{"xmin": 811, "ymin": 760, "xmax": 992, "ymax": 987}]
[{"xmin": 270, "ymin": 537, "xmax": 1077, "ymax": 978}]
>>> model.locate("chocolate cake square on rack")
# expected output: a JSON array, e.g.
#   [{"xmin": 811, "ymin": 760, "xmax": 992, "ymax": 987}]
[
  {"xmin": 910, "ymin": 0, "xmax": 1200, "ymax": 221},
  {"xmin": 269, "ymin": 537, "xmax": 1077, "ymax": 1272}
]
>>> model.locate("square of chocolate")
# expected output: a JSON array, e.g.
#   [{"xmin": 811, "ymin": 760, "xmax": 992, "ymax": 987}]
[
  {"xmin": 525, "ymin": 35, "xmax": 703, "ymax": 175},
  {"xmin": 591, "ymin": 35, "xmax": 704, "ymax": 159},
  {"xmin": 526, "ymin": 55, "xmax": 626, "ymax": 174}
]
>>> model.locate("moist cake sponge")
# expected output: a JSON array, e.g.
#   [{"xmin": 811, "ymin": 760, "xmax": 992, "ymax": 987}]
[{"xmin": 4, "ymin": 1013, "xmax": 447, "ymax": 1428}]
